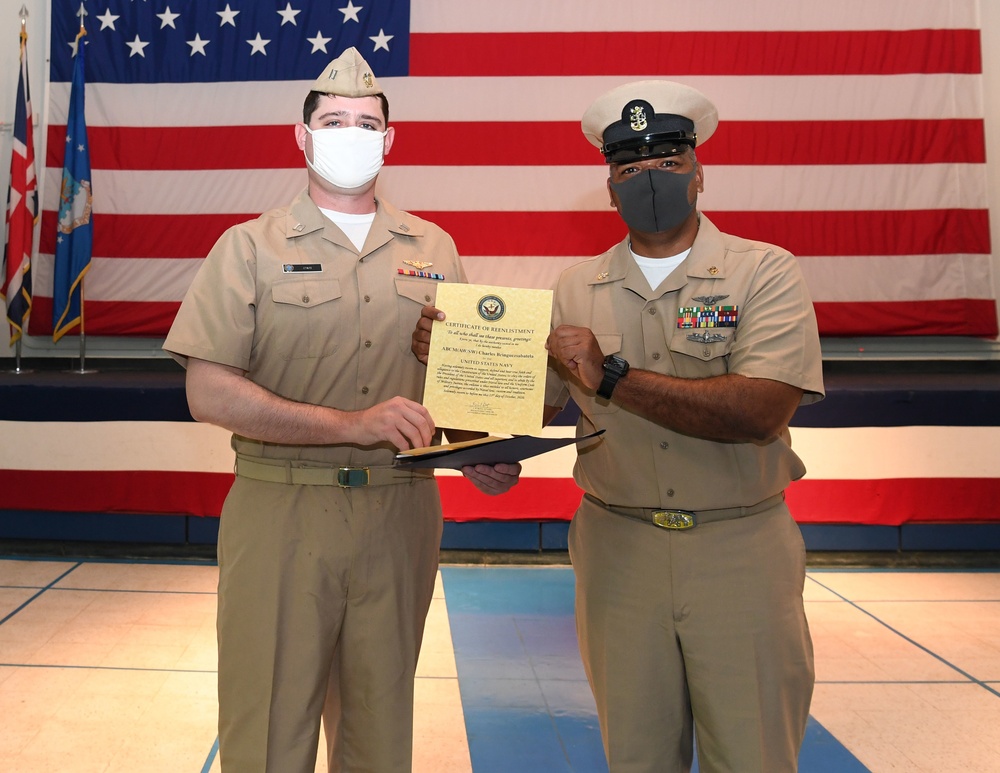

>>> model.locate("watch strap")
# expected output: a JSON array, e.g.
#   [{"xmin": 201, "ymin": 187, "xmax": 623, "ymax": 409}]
[{"xmin": 597, "ymin": 355, "xmax": 629, "ymax": 399}]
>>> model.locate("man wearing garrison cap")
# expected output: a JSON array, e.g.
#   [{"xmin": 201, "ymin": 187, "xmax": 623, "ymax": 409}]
[
  {"xmin": 540, "ymin": 81, "xmax": 826, "ymax": 771},
  {"xmin": 165, "ymin": 47, "xmax": 520, "ymax": 772}
]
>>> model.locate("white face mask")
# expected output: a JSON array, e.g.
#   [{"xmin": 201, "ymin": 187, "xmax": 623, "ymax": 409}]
[{"xmin": 304, "ymin": 125, "xmax": 387, "ymax": 190}]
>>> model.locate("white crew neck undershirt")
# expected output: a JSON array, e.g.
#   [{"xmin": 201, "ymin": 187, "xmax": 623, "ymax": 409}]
[
  {"xmin": 630, "ymin": 244, "xmax": 692, "ymax": 291},
  {"xmin": 320, "ymin": 208, "xmax": 376, "ymax": 251}
]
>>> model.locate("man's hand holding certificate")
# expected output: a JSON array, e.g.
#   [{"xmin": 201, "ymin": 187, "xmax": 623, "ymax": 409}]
[{"xmin": 404, "ymin": 283, "xmax": 606, "ymax": 470}]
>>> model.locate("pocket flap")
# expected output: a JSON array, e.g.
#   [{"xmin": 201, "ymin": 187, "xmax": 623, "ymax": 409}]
[
  {"xmin": 394, "ymin": 277, "xmax": 438, "ymax": 306},
  {"xmin": 669, "ymin": 333, "xmax": 733, "ymax": 361},
  {"xmin": 272, "ymin": 278, "xmax": 342, "ymax": 308},
  {"xmin": 595, "ymin": 333, "xmax": 623, "ymax": 356}
]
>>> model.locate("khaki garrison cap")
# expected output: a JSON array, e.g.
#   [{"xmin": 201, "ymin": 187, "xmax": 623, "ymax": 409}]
[
  {"xmin": 582, "ymin": 80, "xmax": 718, "ymax": 164},
  {"xmin": 311, "ymin": 46, "xmax": 382, "ymax": 97}
]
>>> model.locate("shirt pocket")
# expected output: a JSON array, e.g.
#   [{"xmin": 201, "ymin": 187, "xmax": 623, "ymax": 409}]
[
  {"xmin": 595, "ymin": 333, "xmax": 623, "ymax": 357},
  {"xmin": 667, "ymin": 333, "xmax": 733, "ymax": 378},
  {"xmin": 270, "ymin": 278, "xmax": 343, "ymax": 360},
  {"xmin": 394, "ymin": 277, "xmax": 439, "ymax": 353}
]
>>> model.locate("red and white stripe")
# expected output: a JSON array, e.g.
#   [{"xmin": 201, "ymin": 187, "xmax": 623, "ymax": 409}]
[
  {"xmin": 28, "ymin": 0, "xmax": 994, "ymax": 338},
  {"xmin": 2, "ymin": 420, "xmax": 1000, "ymax": 526}
]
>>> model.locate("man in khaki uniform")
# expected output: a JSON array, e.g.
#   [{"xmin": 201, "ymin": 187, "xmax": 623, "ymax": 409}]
[
  {"xmin": 164, "ymin": 48, "xmax": 519, "ymax": 773},
  {"xmin": 412, "ymin": 79, "xmax": 823, "ymax": 771},
  {"xmin": 541, "ymin": 81, "xmax": 825, "ymax": 771}
]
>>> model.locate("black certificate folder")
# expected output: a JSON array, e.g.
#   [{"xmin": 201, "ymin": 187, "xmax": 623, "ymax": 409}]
[{"xmin": 394, "ymin": 430, "xmax": 605, "ymax": 470}]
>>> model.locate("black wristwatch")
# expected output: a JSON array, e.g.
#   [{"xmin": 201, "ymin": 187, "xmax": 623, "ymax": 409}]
[{"xmin": 596, "ymin": 354, "xmax": 629, "ymax": 399}]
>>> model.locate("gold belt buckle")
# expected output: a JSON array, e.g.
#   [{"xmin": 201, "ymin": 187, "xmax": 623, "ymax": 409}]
[
  {"xmin": 337, "ymin": 467, "xmax": 370, "ymax": 487},
  {"xmin": 651, "ymin": 509, "xmax": 696, "ymax": 530}
]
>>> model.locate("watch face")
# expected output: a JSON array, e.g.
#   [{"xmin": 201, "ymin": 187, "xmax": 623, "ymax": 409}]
[{"xmin": 604, "ymin": 355, "xmax": 627, "ymax": 375}]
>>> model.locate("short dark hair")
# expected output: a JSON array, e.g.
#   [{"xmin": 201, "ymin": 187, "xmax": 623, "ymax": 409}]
[{"xmin": 302, "ymin": 91, "xmax": 390, "ymax": 125}]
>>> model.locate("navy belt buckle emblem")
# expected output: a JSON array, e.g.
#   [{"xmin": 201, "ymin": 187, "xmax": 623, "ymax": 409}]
[{"xmin": 652, "ymin": 510, "xmax": 696, "ymax": 529}]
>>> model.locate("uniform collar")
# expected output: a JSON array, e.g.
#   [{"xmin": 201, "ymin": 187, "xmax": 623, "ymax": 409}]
[
  {"xmin": 683, "ymin": 214, "xmax": 727, "ymax": 280},
  {"xmin": 284, "ymin": 191, "xmax": 427, "ymax": 256},
  {"xmin": 590, "ymin": 213, "xmax": 728, "ymax": 298}
]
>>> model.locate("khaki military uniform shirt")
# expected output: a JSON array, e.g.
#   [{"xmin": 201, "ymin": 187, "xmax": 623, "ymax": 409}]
[
  {"xmin": 164, "ymin": 189, "xmax": 466, "ymax": 467},
  {"xmin": 544, "ymin": 214, "xmax": 824, "ymax": 511}
]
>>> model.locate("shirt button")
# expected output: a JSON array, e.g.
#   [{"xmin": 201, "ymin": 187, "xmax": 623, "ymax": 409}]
[
  {"xmin": 364, "ymin": 295, "xmax": 371, "ymax": 303},
  {"xmin": 702, "ymin": 347, "xmax": 711, "ymax": 357},
  {"xmin": 666, "ymin": 489, "xmax": 675, "ymax": 497},
  {"xmin": 302, "ymin": 295, "xmax": 310, "ymax": 304},
  {"xmin": 660, "ymin": 441, "xmax": 669, "ymax": 450},
  {"xmin": 647, "ymin": 308, "xmax": 657, "ymax": 315},
  {"xmin": 361, "ymin": 386, "xmax": 369, "ymax": 395},
  {"xmin": 652, "ymin": 352, "xmax": 661, "ymax": 360},
  {"xmin": 425, "ymin": 294, "xmax": 432, "ymax": 302},
  {"xmin": 364, "ymin": 340, "xmax": 372, "ymax": 348}
]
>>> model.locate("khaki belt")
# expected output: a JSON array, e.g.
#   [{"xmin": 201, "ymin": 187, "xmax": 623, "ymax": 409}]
[
  {"xmin": 234, "ymin": 456, "xmax": 434, "ymax": 488},
  {"xmin": 585, "ymin": 492, "xmax": 785, "ymax": 530}
]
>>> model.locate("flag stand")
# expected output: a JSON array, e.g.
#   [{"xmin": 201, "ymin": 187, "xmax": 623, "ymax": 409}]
[
  {"xmin": 66, "ymin": 333, "xmax": 97, "ymax": 374},
  {"xmin": 66, "ymin": 277, "xmax": 96, "ymax": 374},
  {"xmin": 5, "ymin": 339, "xmax": 33, "ymax": 374}
]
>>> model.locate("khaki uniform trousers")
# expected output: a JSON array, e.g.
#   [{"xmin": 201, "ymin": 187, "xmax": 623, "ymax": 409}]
[
  {"xmin": 569, "ymin": 494, "xmax": 814, "ymax": 773},
  {"xmin": 215, "ymin": 475, "xmax": 443, "ymax": 773}
]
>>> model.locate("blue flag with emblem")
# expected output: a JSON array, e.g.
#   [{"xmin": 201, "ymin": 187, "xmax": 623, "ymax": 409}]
[{"xmin": 52, "ymin": 28, "xmax": 94, "ymax": 343}]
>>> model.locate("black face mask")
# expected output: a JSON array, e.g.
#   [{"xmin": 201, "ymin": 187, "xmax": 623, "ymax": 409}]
[{"xmin": 610, "ymin": 168, "xmax": 696, "ymax": 233}]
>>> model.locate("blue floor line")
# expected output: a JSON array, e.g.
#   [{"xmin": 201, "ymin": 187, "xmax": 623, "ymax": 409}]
[
  {"xmin": 807, "ymin": 575, "xmax": 1000, "ymax": 700},
  {"xmin": 0, "ymin": 661, "xmax": 216, "ymax": 674},
  {"xmin": 442, "ymin": 565, "xmax": 869, "ymax": 773},
  {"xmin": 201, "ymin": 736, "xmax": 219, "ymax": 773},
  {"xmin": 0, "ymin": 561, "xmax": 82, "ymax": 626}
]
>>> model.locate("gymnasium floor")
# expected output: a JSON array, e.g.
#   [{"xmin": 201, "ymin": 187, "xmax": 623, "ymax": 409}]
[{"xmin": 1, "ymin": 556, "xmax": 999, "ymax": 772}]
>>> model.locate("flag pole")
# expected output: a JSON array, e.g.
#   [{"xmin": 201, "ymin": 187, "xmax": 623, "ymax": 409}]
[
  {"xmin": 71, "ymin": 276, "xmax": 96, "ymax": 374},
  {"xmin": 10, "ymin": 339, "xmax": 31, "ymax": 374},
  {"xmin": 71, "ymin": 10, "xmax": 95, "ymax": 376},
  {"xmin": 14, "ymin": 6, "xmax": 31, "ymax": 374}
]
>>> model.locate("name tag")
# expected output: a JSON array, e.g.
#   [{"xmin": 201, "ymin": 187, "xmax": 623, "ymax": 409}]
[{"xmin": 282, "ymin": 263, "xmax": 323, "ymax": 273}]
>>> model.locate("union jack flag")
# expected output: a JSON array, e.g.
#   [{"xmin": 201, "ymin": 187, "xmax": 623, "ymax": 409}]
[{"xmin": 2, "ymin": 21, "xmax": 37, "ymax": 345}]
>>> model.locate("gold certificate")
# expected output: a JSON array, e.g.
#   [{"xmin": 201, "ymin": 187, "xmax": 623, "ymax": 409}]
[{"xmin": 423, "ymin": 283, "xmax": 553, "ymax": 436}]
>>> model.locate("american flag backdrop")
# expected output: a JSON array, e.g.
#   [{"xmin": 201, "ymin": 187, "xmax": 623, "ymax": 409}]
[{"xmin": 28, "ymin": 0, "xmax": 998, "ymax": 340}]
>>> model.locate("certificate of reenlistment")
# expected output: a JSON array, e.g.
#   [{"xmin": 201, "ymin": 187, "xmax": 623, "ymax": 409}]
[{"xmin": 423, "ymin": 283, "xmax": 553, "ymax": 436}]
